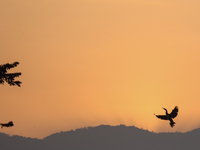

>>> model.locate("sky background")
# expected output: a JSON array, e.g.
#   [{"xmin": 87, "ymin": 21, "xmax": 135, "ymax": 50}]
[{"xmin": 0, "ymin": 0, "xmax": 200, "ymax": 139}]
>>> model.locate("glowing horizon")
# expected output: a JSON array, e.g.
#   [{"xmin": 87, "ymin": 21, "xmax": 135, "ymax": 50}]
[{"xmin": 0, "ymin": 0, "xmax": 200, "ymax": 139}]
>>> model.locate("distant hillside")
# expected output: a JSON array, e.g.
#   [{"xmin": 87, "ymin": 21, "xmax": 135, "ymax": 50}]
[{"xmin": 0, "ymin": 125, "xmax": 200, "ymax": 150}]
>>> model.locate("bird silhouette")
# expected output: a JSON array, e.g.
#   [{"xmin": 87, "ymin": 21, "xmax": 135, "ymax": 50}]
[
  {"xmin": 154, "ymin": 106, "xmax": 178, "ymax": 127},
  {"xmin": 0, "ymin": 121, "xmax": 14, "ymax": 128}
]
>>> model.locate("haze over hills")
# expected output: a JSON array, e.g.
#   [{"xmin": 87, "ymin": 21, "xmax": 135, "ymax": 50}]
[{"xmin": 0, "ymin": 125, "xmax": 200, "ymax": 150}]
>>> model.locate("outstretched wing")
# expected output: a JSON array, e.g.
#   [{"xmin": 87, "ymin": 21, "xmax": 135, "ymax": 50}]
[
  {"xmin": 169, "ymin": 106, "xmax": 178, "ymax": 118},
  {"xmin": 155, "ymin": 115, "xmax": 168, "ymax": 120}
]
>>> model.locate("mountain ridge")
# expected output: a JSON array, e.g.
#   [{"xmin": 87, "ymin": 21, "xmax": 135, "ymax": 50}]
[{"xmin": 0, "ymin": 124, "xmax": 200, "ymax": 150}]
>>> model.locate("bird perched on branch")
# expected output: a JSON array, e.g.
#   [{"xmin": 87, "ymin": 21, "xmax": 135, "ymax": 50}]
[{"xmin": 154, "ymin": 106, "xmax": 178, "ymax": 127}]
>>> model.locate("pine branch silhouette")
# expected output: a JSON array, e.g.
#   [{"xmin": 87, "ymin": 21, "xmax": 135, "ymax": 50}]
[{"xmin": 0, "ymin": 62, "xmax": 22, "ymax": 87}]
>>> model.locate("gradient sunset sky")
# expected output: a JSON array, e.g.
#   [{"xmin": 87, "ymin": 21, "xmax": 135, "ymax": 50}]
[{"xmin": 1, "ymin": 0, "xmax": 200, "ymax": 139}]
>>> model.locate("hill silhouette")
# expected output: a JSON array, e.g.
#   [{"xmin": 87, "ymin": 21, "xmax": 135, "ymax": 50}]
[{"xmin": 0, "ymin": 124, "xmax": 200, "ymax": 150}]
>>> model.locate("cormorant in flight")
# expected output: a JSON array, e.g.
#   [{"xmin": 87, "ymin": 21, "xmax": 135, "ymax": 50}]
[
  {"xmin": 154, "ymin": 106, "xmax": 178, "ymax": 127},
  {"xmin": 0, "ymin": 121, "xmax": 14, "ymax": 128}
]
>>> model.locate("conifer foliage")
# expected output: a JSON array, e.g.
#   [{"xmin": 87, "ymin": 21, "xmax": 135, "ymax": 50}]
[{"xmin": 0, "ymin": 62, "xmax": 22, "ymax": 87}]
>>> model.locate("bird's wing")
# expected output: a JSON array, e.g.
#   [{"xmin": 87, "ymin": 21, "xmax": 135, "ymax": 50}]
[
  {"xmin": 155, "ymin": 115, "xmax": 168, "ymax": 120},
  {"xmin": 169, "ymin": 106, "xmax": 178, "ymax": 118}
]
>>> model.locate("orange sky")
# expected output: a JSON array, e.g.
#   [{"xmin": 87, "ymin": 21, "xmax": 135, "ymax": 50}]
[{"xmin": 0, "ymin": 0, "xmax": 200, "ymax": 139}]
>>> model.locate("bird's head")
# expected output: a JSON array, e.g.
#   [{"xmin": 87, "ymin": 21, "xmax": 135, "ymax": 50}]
[{"xmin": 162, "ymin": 108, "xmax": 167, "ymax": 112}]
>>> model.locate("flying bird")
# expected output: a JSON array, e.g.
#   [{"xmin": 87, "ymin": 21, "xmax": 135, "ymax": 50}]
[
  {"xmin": 0, "ymin": 121, "xmax": 14, "ymax": 128},
  {"xmin": 154, "ymin": 106, "xmax": 178, "ymax": 127}
]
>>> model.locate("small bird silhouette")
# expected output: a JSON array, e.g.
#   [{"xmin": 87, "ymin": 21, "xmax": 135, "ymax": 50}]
[
  {"xmin": 154, "ymin": 106, "xmax": 178, "ymax": 127},
  {"xmin": 0, "ymin": 121, "xmax": 14, "ymax": 128}
]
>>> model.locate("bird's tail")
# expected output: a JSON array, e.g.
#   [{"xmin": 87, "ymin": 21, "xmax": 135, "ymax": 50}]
[{"xmin": 170, "ymin": 121, "xmax": 175, "ymax": 127}]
